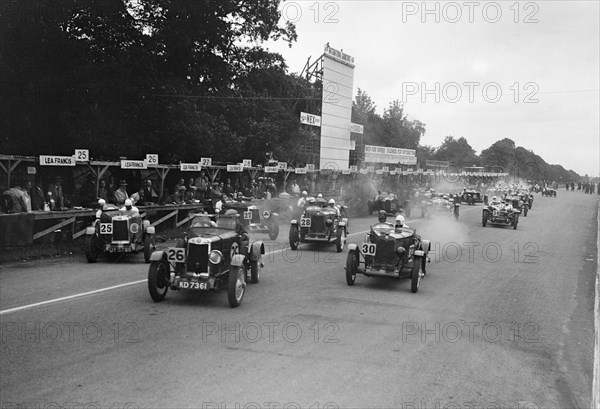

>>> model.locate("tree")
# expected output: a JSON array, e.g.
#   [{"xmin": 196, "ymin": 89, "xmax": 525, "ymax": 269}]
[{"xmin": 433, "ymin": 136, "xmax": 479, "ymax": 168}]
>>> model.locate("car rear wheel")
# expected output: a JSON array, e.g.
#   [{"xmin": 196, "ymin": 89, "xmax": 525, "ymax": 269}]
[
  {"xmin": 523, "ymin": 206, "xmax": 528, "ymax": 216},
  {"xmin": 148, "ymin": 259, "xmax": 169, "ymax": 302},
  {"xmin": 143, "ymin": 236, "xmax": 156, "ymax": 263},
  {"xmin": 85, "ymin": 235, "xmax": 99, "ymax": 263},
  {"xmin": 268, "ymin": 220, "xmax": 279, "ymax": 240},
  {"xmin": 289, "ymin": 225, "xmax": 300, "ymax": 250},
  {"xmin": 346, "ymin": 250, "xmax": 357, "ymax": 286},
  {"xmin": 411, "ymin": 256, "xmax": 422, "ymax": 293},
  {"xmin": 227, "ymin": 266, "xmax": 246, "ymax": 308},
  {"xmin": 250, "ymin": 257, "xmax": 261, "ymax": 284},
  {"xmin": 335, "ymin": 228, "xmax": 346, "ymax": 252}
]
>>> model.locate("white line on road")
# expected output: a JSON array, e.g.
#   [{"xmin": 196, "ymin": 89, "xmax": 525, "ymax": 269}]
[
  {"xmin": 0, "ymin": 280, "xmax": 147, "ymax": 316},
  {"xmin": 0, "ymin": 207, "xmax": 481, "ymax": 316}
]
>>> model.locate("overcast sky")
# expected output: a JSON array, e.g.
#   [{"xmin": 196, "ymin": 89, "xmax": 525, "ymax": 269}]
[{"xmin": 265, "ymin": 0, "xmax": 600, "ymax": 177}]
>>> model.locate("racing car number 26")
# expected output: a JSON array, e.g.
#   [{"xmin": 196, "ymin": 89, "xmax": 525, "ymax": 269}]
[
  {"xmin": 167, "ymin": 248, "xmax": 185, "ymax": 263},
  {"xmin": 361, "ymin": 243, "xmax": 376, "ymax": 256}
]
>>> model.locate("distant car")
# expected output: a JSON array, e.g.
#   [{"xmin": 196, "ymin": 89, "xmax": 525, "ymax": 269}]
[
  {"xmin": 515, "ymin": 193, "xmax": 529, "ymax": 216},
  {"xmin": 429, "ymin": 194, "xmax": 460, "ymax": 220},
  {"xmin": 542, "ymin": 188, "xmax": 557, "ymax": 197},
  {"xmin": 84, "ymin": 205, "xmax": 156, "ymax": 263},
  {"xmin": 367, "ymin": 194, "xmax": 411, "ymax": 217},
  {"xmin": 482, "ymin": 200, "xmax": 520, "ymax": 229},
  {"xmin": 289, "ymin": 202, "xmax": 348, "ymax": 252},
  {"xmin": 147, "ymin": 213, "xmax": 265, "ymax": 308},
  {"xmin": 345, "ymin": 222, "xmax": 431, "ymax": 293},
  {"xmin": 461, "ymin": 189, "xmax": 482, "ymax": 204},
  {"xmin": 222, "ymin": 200, "xmax": 279, "ymax": 240}
]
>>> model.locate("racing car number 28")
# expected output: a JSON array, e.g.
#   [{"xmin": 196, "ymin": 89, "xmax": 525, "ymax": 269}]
[
  {"xmin": 361, "ymin": 243, "xmax": 376, "ymax": 256},
  {"xmin": 300, "ymin": 218, "xmax": 311, "ymax": 227}
]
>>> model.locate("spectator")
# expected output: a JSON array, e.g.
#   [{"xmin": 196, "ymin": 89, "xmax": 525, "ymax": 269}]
[
  {"xmin": 223, "ymin": 179, "xmax": 233, "ymax": 196},
  {"xmin": 186, "ymin": 178, "xmax": 198, "ymax": 201},
  {"xmin": 195, "ymin": 171, "xmax": 209, "ymax": 201},
  {"xmin": 290, "ymin": 180, "xmax": 301, "ymax": 196},
  {"xmin": 140, "ymin": 179, "xmax": 156, "ymax": 205},
  {"xmin": 210, "ymin": 182, "xmax": 222, "ymax": 208},
  {"xmin": 28, "ymin": 179, "xmax": 46, "ymax": 211},
  {"xmin": 167, "ymin": 186, "xmax": 186, "ymax": 204},
  {"xmin": 215, "ymin": 194, "xmax": 226, "ymax": 213},
  {"xmin": 174, "ymin": 178, "xmax": 185, "ymax": 193},
  {"xmin": 47, "ymin": 176, "xmax": 65, "ymax": 209},
  {"xmin": 114, "ymin": 180, "xmax": 129, "ymax": 205},
  {"xmin": 4, "ymin": 181, "xmax": 30, "ymax": 213},
  {"xmin": 97, "ymin": 180, "xmax": 109, "ymax": 202},
  {"xmin": 106, "ymin": 176, "xmax": 117, "ymax": 204}
]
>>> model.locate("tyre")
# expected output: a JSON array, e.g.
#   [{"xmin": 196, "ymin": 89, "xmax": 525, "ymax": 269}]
[
  {"xmin": 346, "ymin": 250, "xmax": 357, "ymax": 286},
  {"xmin": 85, "ymin": 235, "xmax": 99, "ymax": 263},
  {"xmin": 454, "ymin": 206, "xmax": 459, "ymax": 221},
  {"xmin": 335, "ymin": 228, "xmax": 346, "ymax": 253},
  {"xmin": 148, "ymin": 259, "xmax": 169, "ymax": 302},
  {"xmin": 411, "ymin": 256, "xmax": 422, "ymax": 293},
  {"xmin": 513, "ymin": 215, "xmax": 518, "ymax": 230},
  {"xmin": 268, "ymin": 220, "xmax": 279, "ymax": 240},
  {"xmin": 143, "ymin": 236, "xmax": 156, "ymax": 263},
  {"xmin": 227, "ymin": 265, "xmax": 246, "ymax": 308},
  {"xmin": 250, "ymin": 257, "xmax": 261, "ymax": 284},
  {"xmin": 523, "ymin": 206, "xmax": 528, "ymax": 217},
  {"xmin": 482, "ymin": 213, "xmax": 487, "ymax": 227},
  {"xmin": 289, "ymin": 225, "xmax": 300, "ymax": 250}
]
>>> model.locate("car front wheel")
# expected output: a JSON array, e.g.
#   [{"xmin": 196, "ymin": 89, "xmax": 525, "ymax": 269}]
[
  {"xmin": 346, "ymin": 250, "xmax": 357, "ymax": 286},
  {"xmin": 85, "ymin": 235, "xmax": 99, "ymax": 263},
  {"xmin": 335, "ymin": 228, "xmax": 346, "ymax": 252},
  {"xmin": 482, "ymin": 213, "xmax": 487, "ymax": 227},
  {"xmin": 411, "ymin": 256, "xmax": 423, "ymax": 293},
  {"xmin": 227, "ymin": 266, "xmax": 246, "ymax": 308},
  {"xmin": 144, "ymin": 236, "xmax": 156, "ymax": 263},
  {"xmin": 148, "ymin": 259, "xmax": 169, "ymax": 302},
  {"xmin": 250, "ymin": 257, "xmax": 261, "ymax": 284},
  {"xmin": 289, "ymin": 225, "xmax": 300, "ymax": 250}
]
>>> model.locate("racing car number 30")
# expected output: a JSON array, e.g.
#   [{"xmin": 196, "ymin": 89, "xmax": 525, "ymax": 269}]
[
  {"xmin": 167, "ymin": 248, "xmax": 185, "ymax": 262},
  {"xmin": 361, "ymin": 243, "xmax": 376, "ymax": 256}
]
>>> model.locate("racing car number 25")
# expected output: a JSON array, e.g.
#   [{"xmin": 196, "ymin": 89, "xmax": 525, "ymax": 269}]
[{"xmin": 361, "ymin": 243, "xmax": 376, "ymax": 256}]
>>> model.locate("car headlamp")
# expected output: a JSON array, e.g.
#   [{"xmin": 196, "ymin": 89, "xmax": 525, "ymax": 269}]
[
  {"xmin": 130, "ymin": 223, "xmax": 139, "ymax": 233},
  {"xmin": 263, "ymin": 210, "xmax": 270, "ymax": 219},
  {"xmin": 326, "ymin": 219, "xmax": 333, "ymax": 226},
  {"xmin": 209, "ymin": 250, "xmax": 223, "ymax": 264}
]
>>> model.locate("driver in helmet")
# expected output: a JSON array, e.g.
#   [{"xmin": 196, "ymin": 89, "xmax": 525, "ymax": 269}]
[
  {"xmin": 394, "ymin": 214, "xmax": 410, "ymax": 231},
  {"xmin": 120, "ymin": 198, "xmax": 139, "ymax": 216},
  {"xmin": 373, "ymin": 210, "xmax": 393, "ymax": 229},
  {"xmin": 328, "ymin": 198, "xmax": 340, "ymax": 216}
]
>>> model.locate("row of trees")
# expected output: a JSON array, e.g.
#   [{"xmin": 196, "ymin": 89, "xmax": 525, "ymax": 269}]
[{"xmin": 1, "ymin": 0, "xmax": 579, "ymax": 182}]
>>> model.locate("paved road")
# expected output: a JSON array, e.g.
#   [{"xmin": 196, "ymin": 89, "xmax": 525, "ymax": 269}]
[{"xmin": 1, "ymin": 192, "xmax": 597, "ymax": 409}]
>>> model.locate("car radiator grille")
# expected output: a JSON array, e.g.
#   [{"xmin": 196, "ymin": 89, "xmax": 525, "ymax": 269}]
[
  {"xmin": 187, "ymin": 243, "xmax": 209, "ymax": 272},
  {"xmin": 112, "ymin": 220, "xmax": 129, "ymax": 241},
  {"xmin": 375, "ymin": 240, "xmax": 396, "ymax": 264},
  {"xmin": 251, "ymin": 208, "xmax": 261, "ymax": 223},
  {"xmin": 310, "ymin": 215, "xmax": 325, "ymax": 233}
]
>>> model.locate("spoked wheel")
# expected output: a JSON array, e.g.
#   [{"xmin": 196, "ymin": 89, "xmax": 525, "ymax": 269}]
[
  {"xmin": 482, "ymin": 213, "xmax": 487, "ymax": 227},
  {"xmin": 227, "ymin": 266, "xmax": 246, "ymax": 308},
  {"xmin": 411, "ymin": 256, "xmax": 423, "ymax": 293},
  {"xmin": 335, "ymin": 228, "xmax": 346, "ymax": 252},
  {"xmin": 289, "ymin": 225, "xmax": 300, "ymax": 250},
  {"xmin": 85, "ymin": 235, "xmax": 99, "ymax": 263},
  {"xmin": 345, "ymin": 250, "xmax": 357, "ymax": 286},
  {"xmin": 250, "ymin": 256, "xmax": 261, "ymax": 284},
  {"xmin": 148, "ymin": 259, "xmax": 170, "ymax": 302}
]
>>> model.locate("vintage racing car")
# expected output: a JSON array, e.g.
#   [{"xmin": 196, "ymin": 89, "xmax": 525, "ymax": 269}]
[
  {"xmin": 367, "ymin": 193, "xmax": 411, "ymax": 217},
  {"xmin": 147, "ymin": 212, "xmax": 265, "ymax": 308},
  {"xmin": 222, "ymin": 200, "xmax": 279, "ymax": 240},
  {"xmin": 289, "ymin": 202, "xmax": 348, "ymax": 252},
  {"xmin": 482, "ymin": 199, "xmax": 520, "ymax": 229},
  {"xmin": 461, "ymin": 189, "xmax": 482, "ymax": 205},
  {"xmin": 542, "ymin": 187, "xmax": 557, "ymax": 197},
  {"xmin": 84, "ymin": 205, "xmax": 156, "ymax": 263},
  {"xmin": 420, "ymin": 193, "xmax": 460, "ymax": 220},
  {"xmin": 345, "ymin": 221, "xmax": 431, "ymax": 293}
]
